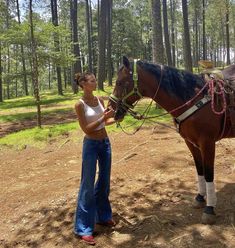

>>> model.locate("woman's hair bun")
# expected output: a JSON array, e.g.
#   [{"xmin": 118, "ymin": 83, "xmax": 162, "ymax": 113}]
[
  {"xmin": 74, "ymin": 72, "xmax": 93, "ymax": 88},
  {"xmin": 74, "ymin": 73, "xmax": 81, "ymax": 86}
]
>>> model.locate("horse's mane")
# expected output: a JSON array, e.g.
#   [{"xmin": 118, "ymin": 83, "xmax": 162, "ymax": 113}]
[{"xmin": 137, "ymin": 61, "xmax": 205, "ymax": 101}]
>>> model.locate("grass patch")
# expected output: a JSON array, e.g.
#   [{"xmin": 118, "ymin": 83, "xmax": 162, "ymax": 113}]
[{"xmin": 0, "ymin": 122, "xmax": 79, "ymax": 149}]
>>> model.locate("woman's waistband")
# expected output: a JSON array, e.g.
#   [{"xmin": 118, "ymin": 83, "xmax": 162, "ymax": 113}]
[{"xmin": 84, "ymin": 136, "xmax": 109, "ymax": 143}]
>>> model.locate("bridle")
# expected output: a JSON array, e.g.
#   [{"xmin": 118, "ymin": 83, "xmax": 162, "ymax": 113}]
[
  {"xmin": 109, "ymin": 60, "xmax": 164, "ymax": 119},
  {"xmin": 109, "ymin": 59, "xmax": 143, "ymax": 112}
]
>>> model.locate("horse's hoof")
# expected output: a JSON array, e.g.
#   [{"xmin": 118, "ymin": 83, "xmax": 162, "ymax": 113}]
[
  {"xmin": 192, "ymin": 194, "xmax": 206, "ymax": 209},
  {"xmin": 201, "ymin": 206, "xmax": 216, "ymax": 225}
]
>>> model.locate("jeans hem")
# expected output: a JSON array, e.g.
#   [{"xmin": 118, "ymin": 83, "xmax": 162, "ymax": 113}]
[{"xmin": 74, "ymin": 230, "xmax": 93, "ymax": 236}]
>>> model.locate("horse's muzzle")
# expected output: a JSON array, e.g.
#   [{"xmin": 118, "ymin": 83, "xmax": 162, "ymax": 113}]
[{"xmin": 113, "ymin": 100, "xmax": 127, "ymax": 121}]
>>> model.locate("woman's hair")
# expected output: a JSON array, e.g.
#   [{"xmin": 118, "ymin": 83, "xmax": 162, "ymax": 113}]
[{"xmin": 74, "ymin": 72, "xmax": 94, "ymax": 88}]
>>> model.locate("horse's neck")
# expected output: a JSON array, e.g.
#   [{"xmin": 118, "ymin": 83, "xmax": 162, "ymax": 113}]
[
  {"xmin": 142, "ymin": 76, "xmax": 184, "ymax": 115},
  {"xmin": 153, "ymin": 88, "xmax": 183, "ymax": 115}
]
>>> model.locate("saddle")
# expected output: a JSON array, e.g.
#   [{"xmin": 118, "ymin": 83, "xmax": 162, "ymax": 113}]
[
  {"xmin": 201, "ymin": 63, "xmax": 235, "ymax": 134},
  {"xmin": 222, "ymin": 65, "xmax": 235, "ymax": 134}
]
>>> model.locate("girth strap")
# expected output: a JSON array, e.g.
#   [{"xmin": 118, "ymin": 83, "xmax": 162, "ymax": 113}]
[{"xmin": 175, "ymin": 95, "xmax": 211, "ymax": 129}]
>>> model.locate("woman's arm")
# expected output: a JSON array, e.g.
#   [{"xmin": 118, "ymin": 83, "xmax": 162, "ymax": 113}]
[
  {"xmin": 104, "ymin": 117, "xmax": 116, "ymax": 126},
  {"xmin": 98, "ymin": 97, "xmax": 116, "ymax": 126},
  {"xmin": 75, "ymin": 101, "xmax": 105, "ymax": 134}
]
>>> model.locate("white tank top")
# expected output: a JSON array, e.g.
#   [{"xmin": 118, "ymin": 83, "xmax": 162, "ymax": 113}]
[{"xmin": 80, "ymin": 97, "xmax": 105, "ymax": 130}]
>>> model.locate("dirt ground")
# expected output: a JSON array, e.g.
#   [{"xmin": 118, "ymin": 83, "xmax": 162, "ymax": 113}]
[{"xmin": 0, "ymin": 125, "xmax": 235, "ymax": 248}]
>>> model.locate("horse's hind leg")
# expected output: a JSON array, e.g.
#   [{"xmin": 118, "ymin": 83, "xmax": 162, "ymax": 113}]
[
  {"xmin": 185, "ymin": 140, "xmax": 206, "ymax": 208},
  {"xmin": 200, "ymin": 141, "xmax": 217, "ymax": 225}
]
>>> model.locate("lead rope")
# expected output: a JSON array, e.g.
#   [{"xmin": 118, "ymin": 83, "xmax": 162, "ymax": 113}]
[
  {"xmin": 208, "ymin": 79, "xmax": 227, "ymax": 139},
  {"xmin": 208, "ymin": 79, "xmax": 227, "ymax": 115}
]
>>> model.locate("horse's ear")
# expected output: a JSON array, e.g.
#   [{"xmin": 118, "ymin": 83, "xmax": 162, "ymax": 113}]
[{"xmin": 123, "ymin": 56, "xmax": 130, "ymax": 69}]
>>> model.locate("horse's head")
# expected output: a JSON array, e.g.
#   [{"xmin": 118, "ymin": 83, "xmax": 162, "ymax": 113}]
[{"xmin": 109, "ymin": 56, "xmax": 142, "ymax": 121}]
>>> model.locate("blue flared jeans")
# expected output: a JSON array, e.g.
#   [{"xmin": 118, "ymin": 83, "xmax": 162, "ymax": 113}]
[{"xmin": 74, "ymin": 137, "xmax": 112, "ymax": 236}]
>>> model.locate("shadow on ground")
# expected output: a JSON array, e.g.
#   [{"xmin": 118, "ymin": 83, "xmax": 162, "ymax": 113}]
[{"xmin": 1, "ymin": 179, "xmax": 234, "ymax": 248}]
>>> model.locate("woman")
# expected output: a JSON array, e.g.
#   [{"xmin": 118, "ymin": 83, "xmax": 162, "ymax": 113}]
[{"xmin": 74, "ymin": 72, "xmax": 116, "ymax": 245}]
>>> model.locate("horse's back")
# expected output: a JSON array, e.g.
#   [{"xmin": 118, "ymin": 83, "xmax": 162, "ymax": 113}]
[{"xmin": 222, "ymin": 65, "xmax": 235, "ymax": 81}]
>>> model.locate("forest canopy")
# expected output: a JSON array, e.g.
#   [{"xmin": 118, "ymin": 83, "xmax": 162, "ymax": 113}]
[{"xmin": 0, "ymin": 0, "xmax": 234, "ymax": 101}]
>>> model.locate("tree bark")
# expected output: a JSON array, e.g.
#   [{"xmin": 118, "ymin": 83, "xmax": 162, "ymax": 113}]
[
  {"xmin": 6, "ymin": 0, "xmax": 10, "ymax": 99},
  {"xmin": 85, "ymin": 0, "xmax": 93, "ymax": 72},
  {"xmin": 16, "ymin": 0, "xmax": 29, "ymax": 96},
  {"xmin": 182, "ymin": 0, "xmax": 193, "ymax": 72},
  {"xmin": 97, "ymin": 0, "xmax": 107, "ymax": 90},
  {"xmin": 89, "ymin": 0, "xmax": 96, "ymax": 74},
  {"xmin": 162, "ymin": 0, "xmax": 172, "ymax": 66},
  {"xmin": 195, "ymin": 6, "xmax": 199, "ymax": 67},
  {"xmin": 170, "ymin": 0, "xmax": 176, "ymax": 66},
  {"xmin": 0, "ymin": 41, "xmax": 3, "ymax": 102},
  {"xmin": 71, "ymin": 0, "xmax": 82, "ymax": 74},
  {"xmin": 226, "ymin": 0, "xmax": 230, "ymax": 65},
  {"xmin": 29, "ymin": 0, "xmax": 41, "ymax": 128},
  {"xmin": 151, "ymin": 0, "xmax": 164, "ymax": 64},
  {"xmin": 202, "ymin": 0, "xmax": 206, "ymax": 60},
  {"xmin": 106, "ymin": 0, "xmax": 113, "ymax": 86},
  {"xmin": 51, "ymin": 0, "xmax": 63, "ymax": 95}
]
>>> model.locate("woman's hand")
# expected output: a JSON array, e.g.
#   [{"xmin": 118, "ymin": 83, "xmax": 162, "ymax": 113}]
[{"xmin": 104, "ymin": 108, "xmax": 115, "ymax": 120}]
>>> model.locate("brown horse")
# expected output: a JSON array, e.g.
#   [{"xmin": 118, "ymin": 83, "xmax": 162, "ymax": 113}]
[{"xmin": 109, "ymin": 56, "xmax": 235, "ymax": 225}]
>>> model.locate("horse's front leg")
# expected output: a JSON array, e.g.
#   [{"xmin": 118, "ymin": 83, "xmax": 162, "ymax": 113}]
[
  {"xmin": 201, "ymin": 141, "xmax": 217, "ymax": 225},
  {"xmin": 185, "ymin": 140, "xmax": 206, "ymax": 208}
]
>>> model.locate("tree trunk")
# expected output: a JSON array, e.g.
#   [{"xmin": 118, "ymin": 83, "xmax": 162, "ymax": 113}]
[
  {"xmin": 195, "ymin": 6, "xmax": 199, "ymax": 68},
  {"xmin": 16, "ymin": 0, "xmax": 29, "ymax": 96},
  {"xmin": 89, "ymin": 0, "xmax": 96, "ymax": 74},
  {"xmin": 29, "ymin": 0, "xmax": 41, "ymax": 128},
  {"xmin": 97, "ymin": 0, "xmax": 107, "ymax": 90},
  {"xmin": 63, "ymin": 68, "xmax": 67, "ymax": 89},
  {"xmin": 0, "ymin": 41, "xmax": 3, "ymax": 102},
  {"xmin": 106, "ymin": 0, "xmax": 113, "ymax": 86},
  {"xmin": 226, "ymin": 0, "xmax": 230, "ymax": 65},
  {"xmin": 151, "ymin": 0, "xmax": 164, "ymax": 64},
  {"xmin": 70, "ymin": 0, "xmax": 82, "ymax": 94},
  {"xmin": 182, "ymin": 0, "xmax": 192, "ymax": 72},
  {"xmin": 202, "ymin": 0, "xmax": 206, "ymax": 60},
  {"xmin": 85, "ymin": 0, "xmax": 93, "ymax": 72},
  {"xmin": 162, "ymin": 0, "xmax": 172, "ymax": 66},
  {"xmin": 51, "ymin": 0, "xmax": 63, "ymax": 95},
  {"xmin": 14, "ymin": 45, "xmax": 18, "ymax": 97},
  {"xmin": 7, "ymin": 46, "xmax": 10, "ymax": 99},
  {"xmin": 6, "ymin": 0, "xmax": 10, "ymax": 99},
  {"xmin": 71, "ymin": 0, "xmax": 82, "ymax": 74},
  {"xmin": 170, "ymin": 0, "xmax": 176, "ymax": 67}
]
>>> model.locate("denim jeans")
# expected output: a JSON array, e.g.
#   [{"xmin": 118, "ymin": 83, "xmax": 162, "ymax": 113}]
[{"xmin": 74, "ymin": 137, "xmax": 112, "ymax": 236}]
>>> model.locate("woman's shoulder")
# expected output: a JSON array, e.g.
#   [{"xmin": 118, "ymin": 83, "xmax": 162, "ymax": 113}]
[{"xmin": 75, "ymin": 99, "xmax": 84, "ymax": 110}]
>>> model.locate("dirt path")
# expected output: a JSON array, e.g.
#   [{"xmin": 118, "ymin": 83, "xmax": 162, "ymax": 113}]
[{"xmin": 0, "ymin": 127, "xmax": 235, "ymax": 248}]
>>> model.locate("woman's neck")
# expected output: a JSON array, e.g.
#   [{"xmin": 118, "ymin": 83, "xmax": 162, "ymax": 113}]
[{"xmin": 83, "ymin": 92, "xmax": 95, "ymax": 100}]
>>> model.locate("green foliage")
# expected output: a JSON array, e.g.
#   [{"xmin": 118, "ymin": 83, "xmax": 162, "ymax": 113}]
[{"xmin": 112, "ymin": 8, "xmax": 144, "ymax": 59}]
